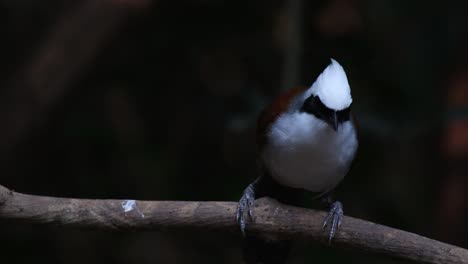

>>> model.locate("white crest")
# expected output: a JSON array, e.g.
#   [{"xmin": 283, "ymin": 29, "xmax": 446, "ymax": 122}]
[{"xmin": 303, "ymin": 59, "xmax": 352, "ymax": 110}]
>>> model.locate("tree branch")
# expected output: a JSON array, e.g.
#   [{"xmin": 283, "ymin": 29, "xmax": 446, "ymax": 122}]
[{"xmin": 0, "ymin": 184, "xmax": 466, "ymax": 264}]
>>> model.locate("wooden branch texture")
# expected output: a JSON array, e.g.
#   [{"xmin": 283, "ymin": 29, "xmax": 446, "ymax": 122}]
[{"xmin": 0, "ymin": 184, "xmax": 466, "ymax": 264}]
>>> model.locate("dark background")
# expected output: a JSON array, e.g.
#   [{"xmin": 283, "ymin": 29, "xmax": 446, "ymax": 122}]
[{"xmin": 1, "ymin": 0, "xmax": 468, "ymax": 263}]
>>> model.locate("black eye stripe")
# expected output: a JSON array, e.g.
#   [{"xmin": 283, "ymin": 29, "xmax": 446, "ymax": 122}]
[
  {"xmin": 300, "ymin": 95, "xmax": 351, "ymax": 122},
  {"xmin": 337, "ymin": 108, "xmax": 350, "ymax": 122},
  {"xmin": 314, "ymin": 96, "xmax": 333, "ymax": 118}
]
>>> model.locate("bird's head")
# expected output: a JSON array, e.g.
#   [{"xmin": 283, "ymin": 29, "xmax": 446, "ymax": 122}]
[{"xmin": 300, "ymin": 59, "xmax": 352, "ymax": 131}]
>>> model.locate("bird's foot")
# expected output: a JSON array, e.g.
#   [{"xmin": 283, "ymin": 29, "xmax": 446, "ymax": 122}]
[
  {"xmin": 236, "ymin": 182, "xmax": 256, "ymax": 236},
  {"xmin": 322, "ymin": 201, "xmax": 343, "ymax": 244}
]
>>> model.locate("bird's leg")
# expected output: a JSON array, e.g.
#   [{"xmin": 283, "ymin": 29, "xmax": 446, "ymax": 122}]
[
  {"xmin": 321, "ymin": 194, "xmax": 343, "ymax": 244},
  {"xmin": 236, "ymin": 177, "xmax": 261, "ymax": 236}
]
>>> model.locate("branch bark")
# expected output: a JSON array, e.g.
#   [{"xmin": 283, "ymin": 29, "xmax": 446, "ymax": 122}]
[{"xmin": 0, "ymin": 184, "xmax": 466, "ymax": 264}]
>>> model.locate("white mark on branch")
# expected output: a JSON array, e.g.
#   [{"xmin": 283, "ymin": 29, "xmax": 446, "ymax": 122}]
[
  {"xmin": 122, "ymin": 200, "xmax": 135, "ymax": 212},
  {"xmin": 121, "ymin": 200, "xmax": 145, "ymax": 218}
]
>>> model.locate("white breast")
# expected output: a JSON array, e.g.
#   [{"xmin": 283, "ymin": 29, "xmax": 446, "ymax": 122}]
[{"xmin": 261, "ymin": 112, "xmax": 358, "ymax": 193}]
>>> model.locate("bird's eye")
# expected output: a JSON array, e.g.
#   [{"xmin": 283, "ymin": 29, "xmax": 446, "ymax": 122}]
[
  {"xmin": 301, "ymin": 96, "xmax": 333, "ymax": 119},
  {"xmin": 336, "ymin": 107, "xmax": 351, "ymax": 122},
  {"xmin": 314, "ymin": 96, "xmax": 333, "ymax": 118}
]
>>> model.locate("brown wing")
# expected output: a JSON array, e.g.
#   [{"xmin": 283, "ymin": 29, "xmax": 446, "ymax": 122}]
[{"xmin": 256, "ymin": 86, "xmax": 307, "ymax": 150}]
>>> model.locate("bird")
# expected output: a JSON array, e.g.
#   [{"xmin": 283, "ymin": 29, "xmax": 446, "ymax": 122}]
[{"xmin": 236, "ymin": 58, "xmax": 358, "ymax": 263}]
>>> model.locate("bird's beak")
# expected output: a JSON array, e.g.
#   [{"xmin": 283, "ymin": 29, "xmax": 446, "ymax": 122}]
[{"xmin": 330, "ymin": 111, "xmax": 338, "ymax": 131}]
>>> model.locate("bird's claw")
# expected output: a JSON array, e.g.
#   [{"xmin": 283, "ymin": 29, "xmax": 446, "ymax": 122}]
[
  {"xmin": 236, "ymin": 183, "xmax": 256, "ymax": 236},
  {"xmin": 322, "ymin": 201, "xmax": 343, "ymax": 244}
]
